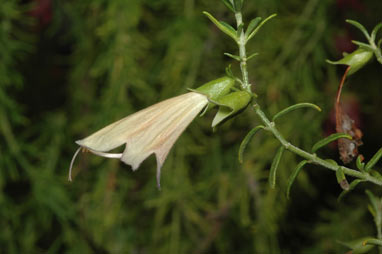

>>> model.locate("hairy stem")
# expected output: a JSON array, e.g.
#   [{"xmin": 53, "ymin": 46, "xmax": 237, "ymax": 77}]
[
  {"xmin": 369, "ymin": 37, "xmax": 382, "ymax": 64},
  {"xmin": 254, "ymin": 104, "xmax": 382, "ymax": 186},
  {"xmin": 234, "ymin": 11, "xmax": 251, "ymax": 92}
]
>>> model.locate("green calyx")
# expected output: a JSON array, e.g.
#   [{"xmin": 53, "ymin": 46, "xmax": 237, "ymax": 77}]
[
  {"xmin": 190, "ymin": 77, "xmax": 252, "ymax": 128},
  {"xmin": 211, "ymin": 91, "xmax": 252, "ymax": 127},
  {"xmin": 326, "ymin": 48, "xmax": 373, "ymax": 76},
  {"xmin": 194, "ymin": 76, "xmax": 234, "ymax": 99},
  {"xmin": 190, "ymin": 76, "xmax": 235, "ymax": 115}
]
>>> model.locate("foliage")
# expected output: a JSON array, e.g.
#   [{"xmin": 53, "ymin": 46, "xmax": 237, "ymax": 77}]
[{"xmin": 1, "ymin": 0, "xmax": 382, "ymax": 253}]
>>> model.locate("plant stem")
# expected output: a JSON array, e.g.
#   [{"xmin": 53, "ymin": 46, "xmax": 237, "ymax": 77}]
[
  {"xmin": 233, "ymin": 8, "xmax": 382, "ymax": 187},
  {"xmin": 234, "ymin": 11, "xmax": 251, "ymax": 92},
  {"xmin": 254, "ymin": 104, "xmax": 382, "ymax": 186},
  {"xmin": 369, "ymin": 38, "xmax": 382, "ymax": 64}
]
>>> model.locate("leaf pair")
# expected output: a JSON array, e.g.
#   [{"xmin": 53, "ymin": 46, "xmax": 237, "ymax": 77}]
[{"xmin": 203, "ymin": 11, "xmax": 277, "ymax": 44}]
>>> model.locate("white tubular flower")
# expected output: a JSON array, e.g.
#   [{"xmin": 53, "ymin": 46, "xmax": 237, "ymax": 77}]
[{"xmin": 69, "ymin": 92, "xmax": 208, "ymax": 188}]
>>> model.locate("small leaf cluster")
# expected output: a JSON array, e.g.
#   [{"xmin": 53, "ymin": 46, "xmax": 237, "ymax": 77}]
[
  {"xmin": 327, "ymin": 20, "xmax": 382, "ymax": 75},
  {"xmin": 203, "ymin": 0, "xmax": 276, "ymax": 91}
]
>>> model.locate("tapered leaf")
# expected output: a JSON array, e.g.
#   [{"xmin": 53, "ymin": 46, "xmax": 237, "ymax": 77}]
[
  {"xmin": 312, "ymin": 133, "xmax": 352, "ymax": 153},
  {"xmin": 365, "ymin": 148, "xmax": 382, "ymax": 172},
  {"xmin": 352, "ymin": 40, "xmax": 374, "ymax": 51},
  {"xmin": 338, "ymin": 179, "xmax": 366, "ymax": 202},
  {"xmin": 336, "ymin": 167, "xmax": 349, "ymax": 190},
  {"xmin": 246, "ymin": 14, "xmax": 277, "ymax": 42},
  {"xmin": 247, "ymin": 52, "xmax": 259, "ymax": 61},
  {"xmin": 272, "ymin": 103, "xmax": 321, "ymax": 122},
  {"xmin": 363, "ymin": 238, "xmax": 382, "ymax": 247},
  {"xmin": 365, "ymin": 190, "xmax": 379, "ymax": 217},
  {"xmin": 239, "ymin": 125, "xmax": 265, "ymax": 163},
  {"xmin": 287, "ymin": 160, "xmax": 308, "ymax": 199},
  {"xmin": 338, "ymin": 237, "xmax": 376, "ymax": 254},
  {"xmin": 356, "ymin": 155, "xmax": 365, "ymax": 171},
  {"xmin": 269, "ymin": 146, "xmax": 285, "ymax": 189},
  {"xmin": 221, "ymin": 0, "xmax": 235, "ymax": 12},
  {"xmin": 346, "ymin": 19, "xmax": 370, "ymax": 40},
  {"xmin": 203, "ymin": 11, "xmax": 237, "ymax": 41},
  {"xmin": 245, "ymin": 17, "xmax": 262, "ymax": 39},
  {"xmin": 220, "ymin": 21, "xmax": 237, "ymax": 35},
  {"xmin": 370, "ymin": 170, "xmax": 382, "ymax": 181},
  {"xmin": 225, "ymin": 64, "xmax": 235, "ymax": 79},
  {"xmin": 224, "ymin": 52, "xmax": 241, "ymax": 61}
]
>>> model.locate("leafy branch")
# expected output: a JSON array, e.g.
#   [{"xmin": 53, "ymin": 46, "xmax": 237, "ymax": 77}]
[{"xmin": 204, "ymin": 1, "xmax": 382, "ymax": 196}]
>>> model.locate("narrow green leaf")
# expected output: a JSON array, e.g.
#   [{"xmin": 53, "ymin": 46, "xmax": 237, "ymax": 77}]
[
  {"xmin": 378, "ymin": 38, "xmax": 382, "ymax": 48},
  {"xmin": 312, "ymin": 133, "xmax": 352, "ymax": 153},
  {"xmin": 247, "ymin": 52, "xmax": 259, "ymax": 61},
  {"xmin": 220, "ymin": 21, "xmax": 237, "ymax": 35},
  {"xmin": 351, "ymin": 40, "xmax": 374, "ymax": 51},
  {"xmin": 365, "ymin": 190, "xmax": 379, "ymax": 217},
  {"xmin": 203, "ymin": 11, "xmax": 237, "ymax": 41},
  {"xmin": 238, "ymin": 125, "xmax": 265, "ymax": 163},
  {"xmin": 338, "ymin": 179, "xmax": 366, "ymax": 202},
  {"xmin": 245, "ymin": 17, "xmax": 262, "ymax": 39},
  {"xmin": 325, "ymin": 159, "xmax": 338, "ymax": 166},
  {"xmin": 224, "ymin": 52, "xmax": 241, "ymax": 61},
  {"xmin": 269, "ymin": 146, "xmax": 285, "ymax": 189},
  {"xmin": 363, "ymin": 238, "xmax": 382, "ymax": 247},
  {"xmin": 246, "ymin": 14, "xmax": 277, "ymax": 42},
  {"xmin": 225, "ymin": 64, "xmax": 234, "ymax": 79},
  {"xmin": 346, "ymin": 19, "xmax": 370, "ymax": 40},
  {"xmin": 365, "ymin": 148, "xmax": 382, "ymax": 172},
  {"xmin": 221, "ymin": 0, "xmax": 235, "ymax": 12},
  {"xmin": 370, "ymin": 170, "xmax": 382, "ymax": 180},
  {"xmin": 336, "ymin": 167, "xmax": 349, "ymax": 190},
  {"xmin": 272, "ymin": 103, "xmax": 321, "ymax": 122},
  {"xmin": 287, "ymin": 160, "xmax": 308, "ymax": 199},
  {"xmin": 337, "ymin": 237, "xmax": 376, "ymax": 254},
  {"xmin": 356, "ymin": 155, "xmax": 365, "ymax": 172}
]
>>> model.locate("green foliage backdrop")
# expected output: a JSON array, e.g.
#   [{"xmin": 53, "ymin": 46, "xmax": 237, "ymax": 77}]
[{"xmin": 1, "ymin": 0, "xmax": 382, "ymax": 253}]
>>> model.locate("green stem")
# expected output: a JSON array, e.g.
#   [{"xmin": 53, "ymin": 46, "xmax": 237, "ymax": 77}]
[
  {"xmin": 233, "ymin": 9, "xmax": 382, "ymax": 186},
  {"xmin": 234, "ymin": 11, "xmax": 251, "ymax": 92},
  {"xmin": 253, "ymin": 104, "xmax": 382, "ymax": 186},
  {"xmin": 369, "ymin": 39, "xmax": 382, "ymax": 64}
]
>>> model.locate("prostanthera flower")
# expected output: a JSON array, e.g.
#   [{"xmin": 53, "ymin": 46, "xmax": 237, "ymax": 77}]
[{"xmin": 69, "ymin": 92, "xmax": 209, "ymax": 188}]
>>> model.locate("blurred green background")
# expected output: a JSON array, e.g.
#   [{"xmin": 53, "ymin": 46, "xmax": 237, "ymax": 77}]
[{"xmin": 1, "ymin": 0, "xmax": 382, "ymax": 253}]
